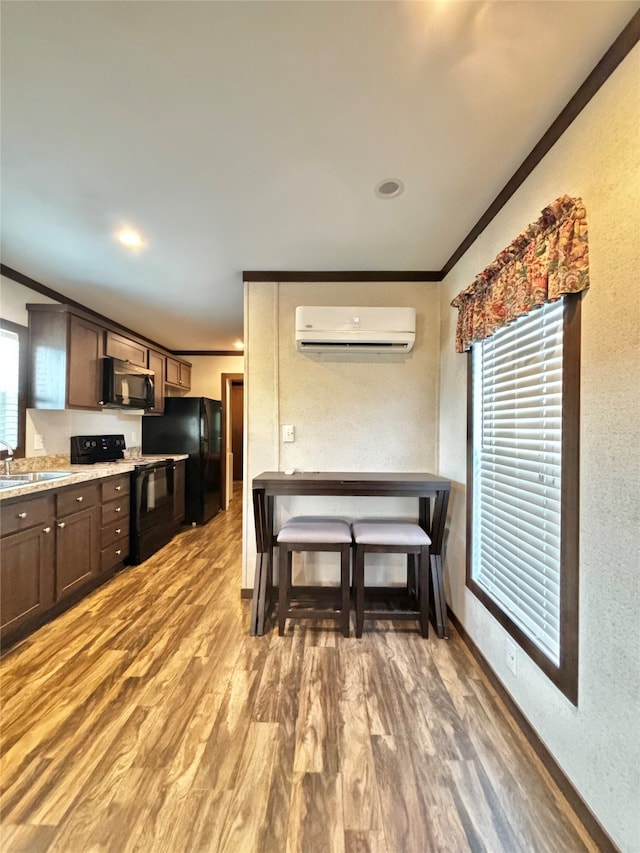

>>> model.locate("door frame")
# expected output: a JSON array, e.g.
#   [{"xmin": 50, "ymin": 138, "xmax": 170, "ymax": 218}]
[{"xmin": 221, "ymin": 372, "xmax": 243, "ymax": 510}]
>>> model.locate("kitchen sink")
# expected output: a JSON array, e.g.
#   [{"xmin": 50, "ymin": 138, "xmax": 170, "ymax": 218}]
[{"xmin": 0, "ymin": 472, "xmax": 73, "ymax": 489}]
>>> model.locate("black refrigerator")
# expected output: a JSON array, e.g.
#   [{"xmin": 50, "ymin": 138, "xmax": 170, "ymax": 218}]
[{"xmin": 142, "ymin": 397, "xmax": 222, "ymax": 525}]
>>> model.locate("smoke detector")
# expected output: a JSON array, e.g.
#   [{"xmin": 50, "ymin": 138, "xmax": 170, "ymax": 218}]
[{"xmin": 375, "ymin": 178, "xmax": 404, "ymax": 199}]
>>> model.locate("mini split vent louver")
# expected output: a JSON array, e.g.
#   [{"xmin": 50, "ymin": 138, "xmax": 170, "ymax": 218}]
[{"xmin": 295, "ymin": 306, "xmax": 416, "ymax": 353}]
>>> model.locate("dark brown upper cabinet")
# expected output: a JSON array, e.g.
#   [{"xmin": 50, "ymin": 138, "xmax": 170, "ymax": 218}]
[
  {"xmin": 165, "ymin": 356, "xmax": 191, "ymax": 391},
  {"xmin": 28, "ymin": 305, "xmax": 104, "ymax": 410},
  {"xmin": 104, "ymin": 331, "xmax": 148, "ymax": 367}
]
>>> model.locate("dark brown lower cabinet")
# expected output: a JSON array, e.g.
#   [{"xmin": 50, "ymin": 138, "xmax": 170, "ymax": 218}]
[
  {"xmin": 1, "ymin": 522, "xmax": 55, "ymax": 637},
  {"xmin": 100, "ymin": 473, "xmax": 130, "ymax": 573},
  {"xmin": 55, "ymin": 504, "xmax": 100, "ymax": 600},
  {"xmin": 0, "ymin": 468, "xmax": 181, "ymax": 650},
  {"xmin": 54, "ymin": 481, "xmax": 100, "ymax": 601}
]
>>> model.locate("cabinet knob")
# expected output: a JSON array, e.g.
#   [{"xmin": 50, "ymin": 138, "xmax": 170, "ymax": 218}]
[
  {"xmin": 76, "ymin": 496, "xmax": 84, "ymax": 502},
  {"xmin": 17, "ymin": 511, "xmax": 27, "ymax": 519},
  {"xmin": 116, "ymin": 549, "xmax": 122, "ymax": 556},
  {"xmin": 115, "ymin": 506, "xmax": 121, "ymax": 513},
  {"xmin": 115, "ymin": 485, "xmax": 122, "ymax": 491},
  {"xmin": 115, "ymin": 527, "xmax": 121, "ymax": 534},
  {"xmin": 58, "ymin": 522, "xmax": 65, "ymax": 529},
  {"xmin": 43, "ymin": 526, "xmax": 51, "ymax": 533}
]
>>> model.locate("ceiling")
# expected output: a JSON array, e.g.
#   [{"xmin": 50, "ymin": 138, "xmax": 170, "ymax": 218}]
[{"xmin": 1, "ymin": 1, "xmax": 637, "ymax": 351}]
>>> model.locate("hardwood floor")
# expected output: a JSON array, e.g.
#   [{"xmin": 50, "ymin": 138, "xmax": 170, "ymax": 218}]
[{"xmin": 1, "ymin": 484, "xmax": 598, "ymax": 852}]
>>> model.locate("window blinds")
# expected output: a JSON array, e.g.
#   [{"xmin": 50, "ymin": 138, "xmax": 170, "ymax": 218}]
[
  {"xmin": 0, "ymin": 327, "xmax": 20, "ymax": 447},
  {"xmin": 472, "ymin": 298, "xmax": 565, "ymax": 665}
]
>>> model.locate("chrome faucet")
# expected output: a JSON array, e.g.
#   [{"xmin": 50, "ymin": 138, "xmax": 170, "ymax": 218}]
[{"xmin": 0, "ymin": 438, "xmax": 14, "ymax": 475}]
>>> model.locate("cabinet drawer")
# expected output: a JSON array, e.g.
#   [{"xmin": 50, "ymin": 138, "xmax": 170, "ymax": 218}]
[
  {"xmin": 1, "ymin": 494, "xmax": 55, "ymax": 537},
  {"xmin": 104, "ymin": 331, "xmax": 147, "ymax": 367},
  {"xmin": 101, "ymin": 496, "xmax": 130, "ymax": 526},
  {"xmin": 101, "ymin": 537, "xmax": 129, "ymax": 573},
  {"xmin": 100, "ymin": 474, "xmax": 131, "ymax": 502},
  {"xmin": 57, "ymin": 482, "xmax": 100, "ymax": 517},
  {"xmin": 102, "ymin": 521, "xmax": 128, "ymax": 548}
]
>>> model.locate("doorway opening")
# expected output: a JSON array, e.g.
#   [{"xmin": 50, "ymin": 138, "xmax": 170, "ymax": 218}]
[{"xmin": 221, "ymin": 373, "xmax": 243, "ymax": 509}]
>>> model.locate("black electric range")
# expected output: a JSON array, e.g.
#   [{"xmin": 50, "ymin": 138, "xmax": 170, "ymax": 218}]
[{"xmin": 70, "ymin": 434, "xmax": 176, "ymax": 563}]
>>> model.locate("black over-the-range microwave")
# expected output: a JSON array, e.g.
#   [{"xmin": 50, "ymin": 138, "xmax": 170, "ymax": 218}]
[{"xmin": 102, "ymin": 357, "xmax": 155, "ymax": 411}]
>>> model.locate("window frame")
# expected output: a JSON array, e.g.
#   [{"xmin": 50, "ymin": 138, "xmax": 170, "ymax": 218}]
[
  {"xmin": 0, "ymin": 318, "xmax": 28, "ymax": 460},
  {"xmin": 466, "ymin": 293, "xmax": 581, "ymax": 705}
]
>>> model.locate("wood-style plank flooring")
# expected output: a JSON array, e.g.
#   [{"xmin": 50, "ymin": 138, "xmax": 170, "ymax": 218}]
[{"xmin": 1, "ymin": 484, "xmax": 597, "ymax": 852}]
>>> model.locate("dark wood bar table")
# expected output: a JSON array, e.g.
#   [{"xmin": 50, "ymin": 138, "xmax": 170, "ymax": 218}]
[{"xmin": 250, "ymin": 471, "xmax": 452, "ymax": 638}]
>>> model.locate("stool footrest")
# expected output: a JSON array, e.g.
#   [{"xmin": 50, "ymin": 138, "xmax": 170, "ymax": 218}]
[
  {"xmin": 361, "ymin": 610, "xmax": 423, "ymax": 621},
  {"xmin": 283, "ymin": 607, "xmax": 344, "ymax": 620}
]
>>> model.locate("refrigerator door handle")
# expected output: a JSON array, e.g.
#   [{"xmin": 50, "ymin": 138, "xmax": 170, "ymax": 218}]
[{"xmin": 203, "ymin": 407, "xmax": 210, "ymax": 446}]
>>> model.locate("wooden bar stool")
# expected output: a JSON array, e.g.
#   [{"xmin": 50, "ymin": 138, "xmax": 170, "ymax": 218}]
[
  {"xmin": 352, "ymin": 520, "xmax": 431, "ymax": 638},
  {"xmin": 277, "ymin": 517, "xmax": 352, "ymax": 637}
]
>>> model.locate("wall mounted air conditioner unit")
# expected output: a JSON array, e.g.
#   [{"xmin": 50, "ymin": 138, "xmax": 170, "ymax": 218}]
[{"xmin": 295, "ymin": 306, "xmax": 416, "ymax": 353}]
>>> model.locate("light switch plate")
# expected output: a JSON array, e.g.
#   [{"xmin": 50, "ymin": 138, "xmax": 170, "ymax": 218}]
[
  {"xmin": 33, "ymin": 433, "xmax": 44, "ymax": 451},
  {"xmin": 282, "ymin": 424, "xmax": 295, "ymax": 443}
]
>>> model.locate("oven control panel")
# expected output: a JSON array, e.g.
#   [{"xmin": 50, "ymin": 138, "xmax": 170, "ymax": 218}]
[{"xmin": 70, "ymin": 434, "xmax": 126, "ymax": 465}]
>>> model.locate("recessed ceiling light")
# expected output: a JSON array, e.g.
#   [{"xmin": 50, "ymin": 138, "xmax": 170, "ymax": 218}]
[
  {"xmin": 374, "ymin": 178, "xmax": 404, "ymax": 199},
  {"xmin": 233, "ymin": 341, "xmax": 244, "ymax": 350},
  {"xmin": 117, "ymin": 228, "xmax": 144, "ymax": 248}
]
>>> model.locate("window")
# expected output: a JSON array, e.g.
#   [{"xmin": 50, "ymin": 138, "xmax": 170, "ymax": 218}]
[
  {"xmin": 0, "ymin": 319, "xmax": 28, "ymax": 459},
  {"xmin": 467, "ymin": 295, "xmax": 580, "ymax": 704}
]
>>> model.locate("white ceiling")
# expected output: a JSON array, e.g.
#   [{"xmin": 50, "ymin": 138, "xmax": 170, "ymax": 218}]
[{"xmin": 1, "ymin": 1, "xmax": 637, "ymax": 351}]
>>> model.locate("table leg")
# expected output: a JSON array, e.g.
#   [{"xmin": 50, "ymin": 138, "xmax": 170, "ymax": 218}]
[
  {"xmin": 250, "ymin": 488, "xmax": 276, "ymax": 635},
  {"xmin": 251, "ymin": 487, "xmax": 270, "ymax": 635},
  {"xmin": 250, "ymin": 551, "xmax": 266, "ymax": 636},
  {"xmin": 421, "ymin": 491, "xmax": 450, "ymax": 639},
  {"xmin": 430, "ymin": 553, "xmax": 449, "ymax": 639}
]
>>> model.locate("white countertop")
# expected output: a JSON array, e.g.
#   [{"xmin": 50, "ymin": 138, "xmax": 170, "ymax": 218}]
[{"xmin": 0, "ymin": 455, "xmax": 189, "ymax": 502}]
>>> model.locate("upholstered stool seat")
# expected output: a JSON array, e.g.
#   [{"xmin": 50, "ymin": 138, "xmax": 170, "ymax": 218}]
[
  {"xmin": 352, "ymin": 520, "xmax": 431, "ymax": 638},
  {"xmin": 277, "ymin": 517, "xmax": 352, "ymax": 637}
]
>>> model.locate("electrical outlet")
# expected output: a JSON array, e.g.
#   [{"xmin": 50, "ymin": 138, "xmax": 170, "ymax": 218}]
[
  {"xmin": 33, "ymin": 433, "xmax": 44, "ymax": 451},
  {"xmin": 506, "ymin": 639, "xmax": 517, "ymax": 676},
  {"xmin": 282, "ymin": 424, "xmax": 295, "ymax": 443}
]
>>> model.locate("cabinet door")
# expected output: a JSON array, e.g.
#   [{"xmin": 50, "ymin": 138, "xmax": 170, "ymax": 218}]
[
  {"xmin": 165, "ymin": 356, "xmax": 181, "ymax": 387},
  {"xmin": 1, "ymin": 524, "xmax": 55, "ymax": 638},
  {"xmin": 68, "ymin": 315, "xmax": 104, "ymax": 409},
  {"xmin": 165, "ymin": 357, "xmax": 191, "ymax": 390},
  {"xmin": 147, "ymin": 349, "xmax": 166, "ymax": 414},
  {"xmin": 173, "ymin": 460, "xmax": 186, "ymax": 523},
  {"xmin": 179, "ymin": 362, "xmax": 191, "ymax": 391},
  {"xmin": 105, "ymin": 331, "xmax": 147, "ymax": 367},
  {"xmin": 55, "ymin": 506, "xmax": 100, "ymax": 599}
]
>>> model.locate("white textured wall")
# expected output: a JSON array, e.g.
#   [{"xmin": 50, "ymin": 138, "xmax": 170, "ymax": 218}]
[
  {"xmin": 186, "ymin": 354, "xmax": 244, "ymax": 400},
  {"xmin": 244, "ymin": 281, "xmax": 440, "ymax": 587},
  {"xmin": 439, "ymin": 46, "xmax": 640, "ymax": 852},
  {"xmin": 0, "ymin": 274, "xmax": 57, "ymax": 324}
]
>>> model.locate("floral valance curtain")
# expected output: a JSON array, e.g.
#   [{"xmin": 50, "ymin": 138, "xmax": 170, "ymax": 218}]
[{"xmin": 451, "ymin": 195, "xmax": 589, "ymax": 353}]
